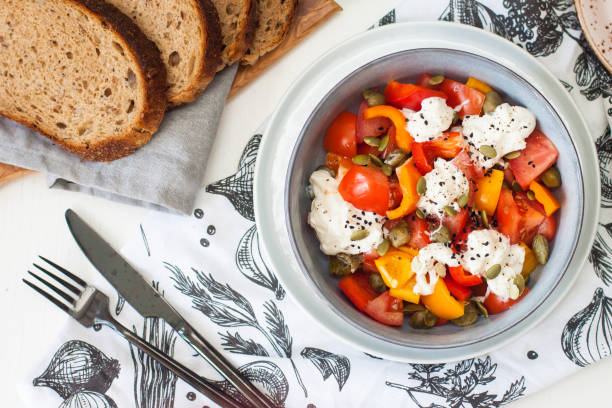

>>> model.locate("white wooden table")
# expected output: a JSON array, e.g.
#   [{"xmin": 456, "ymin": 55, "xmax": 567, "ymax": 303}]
[{"xmin": 0, "ymin": 1, "xmax": 609, "ymax": 406}]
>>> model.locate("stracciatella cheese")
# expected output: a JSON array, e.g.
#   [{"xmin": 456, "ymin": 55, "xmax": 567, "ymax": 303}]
[
  {"xmin": 411, "ymin": 243, "xmax": 460, "ymax": 295},
  {"xmin": 403, "ymin": 97, "xmax": 455, "ymax": 142},
  {"xmin": 417, "ymin": 158, "xmax": 469, "ymax": 218}
]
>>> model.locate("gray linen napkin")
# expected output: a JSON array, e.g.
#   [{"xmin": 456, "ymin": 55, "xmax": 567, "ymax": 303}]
[{"xmin": 0, "ymin": 65, "xmax": 238, "ymax": 214}]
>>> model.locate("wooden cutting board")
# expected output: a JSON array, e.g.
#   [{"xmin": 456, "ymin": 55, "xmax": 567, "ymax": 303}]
[{"xmin": 0, "ymin": 0, "xmax": 341, "ymax": 187}]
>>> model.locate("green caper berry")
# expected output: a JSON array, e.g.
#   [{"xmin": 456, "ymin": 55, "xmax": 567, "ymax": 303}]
[
  {"xmin": 369, "ymin": 274, "xmax": 388, "ymax": 294},
  {"xmin": 451, "ymin": 302, "xmax": 479, "ymax": 327},
  {"xmin": 540, "ymin": 167, "xmax": 562, "ymax": 188},
  {"xmin": 329, "ymin": 257, "xmax": 352, "ymax": 277},
  {"xmin": 389, "ymin": 222, "xmax": 411, "ymax": 248},
  {"xmin": 403, "ymin": 303, "xmax": 426, "ymax": 313}
]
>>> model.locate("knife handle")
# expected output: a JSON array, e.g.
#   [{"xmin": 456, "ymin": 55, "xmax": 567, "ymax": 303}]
[
  {"xmin": 102, "ymin": 318, "xmax": 244, "ymax": 408},
  {"xmin": 179, "ymin": 325, "xmax": 275, "ymax": 408}
]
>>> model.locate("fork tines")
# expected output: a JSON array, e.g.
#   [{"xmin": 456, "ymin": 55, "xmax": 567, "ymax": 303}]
[{"xmin": 23, "ymin": 256, "xmax": 86, "ymax": 313}]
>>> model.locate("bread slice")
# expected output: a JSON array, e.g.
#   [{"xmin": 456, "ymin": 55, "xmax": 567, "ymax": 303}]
[
  {"xmin": 107, "ymin": 0, "xmax": 222, "ymax": 106},
  {"xmin": 212, "ymin": 0, "xmax": 257, "ymax": 69},
  {"xmin": 241, "ymin": 0, "xmax": 298, "ymax": 65},
  {"xmin": 0, "ymin": 0, "xmax": 167, "ymax": 161}
]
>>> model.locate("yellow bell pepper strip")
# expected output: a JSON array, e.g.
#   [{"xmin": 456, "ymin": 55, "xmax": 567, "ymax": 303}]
[
  {"xmin": 473, "ymin": 169, "xmax": 504, "ymax": 216},
  {"xmin": 374, "ymin": 249, "xmax": 415, "ymax": 289},
  {"xmin": 397, "ymin": 246, "xmax": 419, "ymax": 257},
  {"xmin": 529, "ymin": 180, "xmax": 560, "ymax": 216},
  {"xmin": 421, "ymin": 279, "xmax": 465, "ymax": 320},
  {"xmin": 390, "ymin": 277, "xmax": 420, "ymax": 304},
  {"xmin": 363, "ymin": 105, "xmax": 413, "ymax": 152},
  {"xmin": 465, "ymin": 77, "xmax": 493, "ymax": 94},
  {"xmin": 519, "ymin": 242, "xmax": 538, "ymax": 279},
  {"xmin": 386, "ymin": 158, "xmax": 421, "ymax": 220}
]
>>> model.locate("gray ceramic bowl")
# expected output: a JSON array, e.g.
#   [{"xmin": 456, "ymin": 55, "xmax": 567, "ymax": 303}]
[{"xmin": 255, "ymin": 22, "xmax": 600, "ymax": 362}]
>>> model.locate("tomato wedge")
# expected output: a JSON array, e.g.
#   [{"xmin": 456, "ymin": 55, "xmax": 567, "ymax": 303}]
[
  {"xmin": 484, "ymin": 287, "xmax": 530, "ymax": 315},
  {"xmin": 514, "ymin": 191, "xmax": 546, "ymax": 245},
  {"xmin": 338, "ymin": 166, "xmax": 390, "ymax": 216},
  {"xmin": 439, "ymin": 78, "xmax": 485, "ymax": 118},
  {"xmin": 448, "ymin": 265, "xmax": 482, "ymax": 287},
  {"xmin": 406, "ymin": 215, "xmax": 431, "ymax": 249},
  {"xmin": 443, "ymin": 276, "xmax": 472, "ymax": 301},
  {"xmin": 356, "ymin": 100, "xmax": 391, "ymax": 143},
  {"xmin": 537, "ymin": 214, "xmax": 556, "ymax": 241},
  {"xmin": 338, "ymin": 271, "xmax": 378, "ymax": 312},
  {"xmin": 324, "ymin": 111, "xmax": 357, "ymax": 157},
  {"xmin": 443, "ymin": 208, "xmax": 468, "ymax": 238},
  {"xmin": 412, "ymin": 132, "xmax": 465, "ymax": 174},
  {"xmin": 384, "ymin": 80, "xmax": 448, "ymax": 111},
  {"xmin": 496, "ymin": 189, "xmax": 522, "ymax": 244},
  {"xmin": 416, "ymin": 73, "xmax": 440, "ymax": 90},
  {"xmin": 451, "ymin": 150, "xmax": 483, "ymax": 205},
  {"xmin": 364, "ymin": 291, "xmax": 404, "ymax": 326},
  {"xmin": 509, "ymin": 130, "xmax": 559, "ymax": 189}
]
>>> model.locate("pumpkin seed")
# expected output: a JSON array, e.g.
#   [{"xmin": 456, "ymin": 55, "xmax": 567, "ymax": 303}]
[
  {"xmin": 415, "ymin": 208, "xmax": 426, "ymax": 219},
  {"xmin": 369, "ymin": 274, "xmax": 388, "ymax": 294},
  {"xmin": 364, "ymin": 136, "xmax": 380, "ymax": 147},
  {"xmin": 369, "ymin": 154, "xmax": 383, "ymax": 167},
  {"xmin": 540, "ymin": 167, "xmax": 562, "ymax": 188},
  {"xmin": 532, "ymin": 234, "xmax": 549, "ymax": 265},
  {"xmin": 389, "ymin": 222, "xmax": 411, "ymax": 248},
  {"xmin": 378, "ymin": 134, "xmax": 389, "ymax": 151},
  {"xmin": 362, "ymin": 89, "xmax": 386, "ymax": 107},
  {"xmin": 444, "ymin": 205, "xmax": 457, "ymax": 217},
  {"xmin": 457, "ymin": 193, "xmax": 469, "ymax": 208},
  {"xmin": 352, "ymin": 154, "xmax": 371, "ymax": 166},
  {"xmin": 403, "ymin": 303, "xmax": 426, "ymax": 314},
  {"xmin": 475, "ymin": 301, "xmax": 489, "ymax": 318},
  {"xmin": 479, "ymin": 144, "xmax": 497, "ymax": 159},
  {"xmin": 431, "ymin": 225, "xmax": 451, "ymax": 243},
  {"xmin": 384, "ymin": 149, "xmax": 408, "ymax": 167},
  {"xmin": 451, "ymin": 302, "xmax": 479, "ymax": 327},
  {"xmin": 316, "ymin": 165, "xmax": 336, "ymax": 178},
  {"xmin": 452, "ymin": 110, "xmax": 459, "ymax": 125},
  {"xmin": 377, "ymin": 239, "xmax": 390, "ymax": 256},
  {"xmin": 429, "ymin": 75, "xmax": 445, "ymax": 85},
  {"xmin": 526, "ymin": 190, "xmax": 536, "ymax": 200},
  {"xmin": 509, "ymin": 285, "xmax": 520, "ymax": 300},
  {"xmin": 480, "ymin": 209, "xmax": 489, "ymax": 227},
  {"xmin": 511, "ymin": 180, "xmax": 523, "ymax": 192},
  {"xmin": 485, "ymin": 264, "xmax": 501, "ymax": 279},
  {"xmin": 504, "ymin": 151, "xmax": 521, "ymax": 160},
  {"xmin": 514, "ymin": 273, "xmax": 526, "ymax": 296},
  {"xmin": 329, "ymin": 257, "xmax": 352, "ymax": 276},
  {"xmin": 350, "ymin": 229, "xmax": 370, "ymax": 241},
  {"xmin": 417, "ymin": 177, "xmax": 427, "ymax": 196},
  {"xmin": 483, "ymin": 90, "xmax": 503, "ymax": 114},
  {"xmin": 381, "ymin": 164, "xmax": 393, "ymax": 176}
]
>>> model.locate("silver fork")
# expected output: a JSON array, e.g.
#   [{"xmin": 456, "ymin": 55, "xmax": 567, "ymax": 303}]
[{"xmin": 23, "ymin": 256, "xmax": 249, "ymax": 408}]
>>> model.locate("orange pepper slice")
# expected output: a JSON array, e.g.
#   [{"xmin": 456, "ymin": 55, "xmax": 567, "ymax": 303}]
[
  {"xmin": 474, "ymin": 169, "xmax": 504, "ymax": 216},
  {"xmin": 519, "ymin": 242, "xmax": 538, "ymax": 278},
  {"xmin": 363, "ymin": 105, "xmax": 413, "ymax": 152},
  {"xmin": 529, "ymin": 180, "xmax": 560, "ymax": 216},
  {"xmin": 374, "ymin": 249, "xmax": 416, "ymax": 289},
  {"xmin": 421, "ymin": 279, "xmax": 465, "ymax": 320},
  {"xmin": 386, "ymin": 158, "xmax": 421, "ymax": 220},
  {"xmin": 390, "ymin": 277, "xmax": 420, "ymax": 304},
  {"xmin": 466, "ymin": 77, "xmax": 493, "ymax": 94}
]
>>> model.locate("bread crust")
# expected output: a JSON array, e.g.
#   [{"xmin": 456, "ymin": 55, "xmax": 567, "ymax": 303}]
[
  {"xmin": 168, "ymin": 0, "xmax": 223, "ymax": 106},
  {"xmin": 0, "ymin": 0, "xmax": 168, "ymax": 161},
  {"xmin": 218, "ymin": 0, "xmax": 258, "ymax": 70}
]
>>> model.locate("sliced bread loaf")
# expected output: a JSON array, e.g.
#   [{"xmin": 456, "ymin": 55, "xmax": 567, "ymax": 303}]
[
  {"xmin": 107, "ymin": 0, "xmax": 222, "ymax": 106},
  {"xmin": 0, "ymin": 0, "xmax": 167, "ymax": 161},
  {"xmin": 212, "ymin": 0, "xmax": 257, "ymax": 69},
  {"xmin": 241, "ymin": 0, "xmax": 298, "ymax": 65}
]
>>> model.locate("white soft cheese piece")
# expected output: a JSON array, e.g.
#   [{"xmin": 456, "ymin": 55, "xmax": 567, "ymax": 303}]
[
  {"xmin": 402, "ymin": 97, "xmax": 455, "ymax": 142},
  {"xmin": 308, "ymin": 170, "xmax": 384, "ymax": 256},
  {"xmin": 461, "ymin": 229, "xmax": 525, "ymax": 299},
  {"xmin": 462, "ymin": 103, "xmax": 536, "ymax": 171},
  {"xmin": 417, "ymin": 158, "xmax": 469, "ymax": 218},
  {"xmin": 411, "ymin": 243, "xmax": 460, "ymax": 295}
]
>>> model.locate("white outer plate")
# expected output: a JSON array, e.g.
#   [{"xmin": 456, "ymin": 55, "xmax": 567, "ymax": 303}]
[{"xmin": 254, "ymin": 22, "xmax": 600, "ymax": 362}]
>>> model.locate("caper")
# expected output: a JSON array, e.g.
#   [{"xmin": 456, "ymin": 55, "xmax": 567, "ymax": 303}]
[
  {"xmin": 429, "ymin": 75, "xmax": 445, "ymax": 85},
  {"xmin": 352, "ymin": 154, "xmax": 371, "ymax": 166},
  {"xmin": 514, "ymin": 273, "xmax": 526, "ymax": 296},
  {"xmin": 381, "ymin": 164, "xmax": 393, "ymax": 176},
  {"xmin": 511, "ymin": 180, "xmax": 523, "ymax": 192},
  {"xmin": 504, "ymin": 151, "xmax": 521, "ymax": 160},
  {"xmin": 431, "ymin": 225, "xmax": 451, "ymax": 243},
  {"xmin": 479, "ymin": 144, "xmax": 497, "ymax": 159},
  {"xmin": 532, "ymin": 234, "xmax": 549, "ymax": 265},
  {"xmin": 417, "ymin": 177, "xmax": 427, "ymax": 196},
  {"xmin": 364, "ymin": 136, "xmax": 381, "ymax": 147},
  {"xmin": 403, "ymin": 303, "xmax": 426, "ymax": 313},
  {"xmin": 444, "ymin": 205, "xmax": 457, "ymax": 217},
  {"xmin": 457, "ymin": 193, "xmax": 469, "ymax": 208},
  {"xmin": 384, "ymin": 149, "xmax": 408, "ymax": 167},
  {"xmin": 540, "ymin": 167, "xmax": 562, "ymax": 188},
  {"xmin": 451, "ymin": 110, "xmax": 459, "ymax": 125},
  {"xmin": 377, "ymin": 239, "xmax": 390, "ymax": 256},
  {"xmin": 475, "ymin": 301, "xmax": 488, "ymax": 318},
  {"xmin": 306, "ymin": 185, "xmax": 314, "ymax": 200},
  {"xmin": 369, "ymin": 274, "xmax": 388, "ymax": 294},
  {"xmin": 350, "ymin": 229, "xmax": 370, "ymax": 241},
  {"xmin": 526, "ymin": 190, "xmax": 536, "ymax": 200},
  {"xmin": 389, "ymin": 222, "xmax": 411, "ymax": 248},
  {"xmin": 336, "ymin": 253, "xmax": 364, "ymax": 272},
  {"xmin": 415, "ymin": 208, "xmax": 426, "ymax": 219},
  {"xmin": 481, "ymin": 210, "xmax": 489, "ymax": 227},
  {"xmin": 316, "ymin": 165, "xmax": 336, "ymax": 178},
  {"xmin": 485, "ymin": 264, "xmax": 501, "ymax": 279},
  {"xmin": 483, "ymin": 90, "xmax": 502, "ymax": 114},
  {"xmin": 378, "ymin": 134, "xmax": 389, "ymax": 152},
  {"xmin": 509, "ymin": 285, "xmax": 520, "ymax": 300},
  {"xmin": 362, "ymin": 89, "xmax": 386, "ymax": 107},
  {"xmin": 369, "ymin": 154, "xmax": 383, "ymax": 167},
  {"xmin": 410, "ymin": 310, "xmax": 438, "ymax": 329},
  {"xmin": 329, "ymin": 257, "xmax": 351, "ymax": 276},
  {"xmin": 451, "ymin": 302, "xmax": 479, "ymax": 327}
]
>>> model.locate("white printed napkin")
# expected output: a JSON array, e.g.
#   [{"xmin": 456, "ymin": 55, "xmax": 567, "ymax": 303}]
[{"xmin": 21, "ymin": 1, "xmax": 612, "ymax": 407}]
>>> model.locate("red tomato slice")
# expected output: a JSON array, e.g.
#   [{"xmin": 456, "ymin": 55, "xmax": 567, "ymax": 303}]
[
  {"xmin": 514, "ymin": 191, "xmax": 546, "ymax": 244},
  {"xmin": 363, "ymin": 249, "xmax": 380, "ymax": 262},
  {"xmin": 325, "ymin": 152, "xmax": 352, "ymax": 175},
  {"xmin": 496, "ymin": 189, "xmax": 522, "ymax": 244},
  {"xmin": 381, "ymin": 126, "xmax": 398, "ymax": 159},
  {"xmin": 324, "ymin": 111, "xmax": 357, "ymax": 157},
  {"xmin": 503, "ymin": 166, "xmax": 516, "ymax": 185},
  {"xmin": 451, "ymin": 150, "xmax": 483, "ymax": 205},
  {"xmin": 509, "ymin": 130, "xmax": 559, "ymax": 190},
  {"xmin": 448, "ymin": 265, "xmax": 482, "ymax": 287},
  {"xmin": 338, "ymin": 166, "xmax": 390, "ymax": 216},
  {"xmin": 406, "ymin": 215, "xmax": 431, "ymax": 249},
  {"xmin": 362, "ymin": 259, "xmax": 379, "ymax": 274},
  {"xmin": 439, "ymin": 78, "xmax": 485, "ymax": 118},
  {"xmin": 384, "ymin": 81, "xmax": 448, "ymax": 111},
  {"xmin": 484, "ymin": 287, "xmax": 530, "ymax": 315},
  {"xmin": 412, "ymin": 142, "xmax": 434, "ymax": 174},
  {"xmin": 338, "ymin": 271, "xmax": 378, "ymax": 312},
  {"xmin": 388, "ymin": 180, "xmax": 403, "ymax": 210},
  {"xmin": 413, "ymin": 132, "xmax": 465, "ymax": 175},
  {"xmin": 416, "ymin": 73, "xmax": 440, "ymax": 90},
  {"xmin": 472, "ymin": 282, "xmax": 488, "ymax": 297},
  {"xmin": 364, "ymin": 291, "xmax": 404, "ymax": 326},
  {"xmin": 443, "ymin": 276, "xmax": 472, "ymax": 301},
  {"xmin": 443, "ymin": 208, "xmax": 468, "ymax": 239},
  {"xmin": 356, "ymin": 101, "xmax": 392, "ymax": 143},
  {"xmin": 537, "ymin": 214, "xmax": 556, "ymax": 241}
]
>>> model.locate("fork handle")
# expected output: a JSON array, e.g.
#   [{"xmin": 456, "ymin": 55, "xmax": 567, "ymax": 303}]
[{"xmin": 104, "ymin": 319, "xmax": 246, "ymax": 408}]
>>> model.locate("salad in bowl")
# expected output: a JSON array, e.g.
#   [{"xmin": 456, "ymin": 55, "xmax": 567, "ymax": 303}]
[{"xmin": 307, "ymin": 73, "xmax": 561, "ymax": 329}]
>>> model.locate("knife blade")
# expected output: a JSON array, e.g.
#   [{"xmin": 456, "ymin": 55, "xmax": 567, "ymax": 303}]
[{"xmin": 65, "ymin": 209, "xmax": 273, "ymax": 408}]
